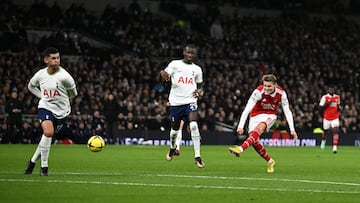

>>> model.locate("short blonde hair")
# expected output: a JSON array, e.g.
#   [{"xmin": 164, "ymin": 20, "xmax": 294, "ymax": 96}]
[{"xmin": 262, "ymin": 74, "xmax": 277, "ymax": 84}]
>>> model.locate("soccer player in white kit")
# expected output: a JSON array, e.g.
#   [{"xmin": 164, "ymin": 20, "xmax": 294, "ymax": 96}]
[
  {"xmin": 229, "ymin": 74, "xmax": 298, "ymax": 172},
  {"xmin": 160, "ymin": 44, "xmax": 205, "ymax": 168},
  {"xmin": 24, "ymin": 47, "xmax": 78, "ymax": 176}
]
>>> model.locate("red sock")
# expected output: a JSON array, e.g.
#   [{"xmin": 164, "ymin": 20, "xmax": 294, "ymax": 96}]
[
  {"xmin": 333, "ymin": 133, "xmax": 339, "ymax": 146},
  {"xmin": 253, "ymin": 141, "xmax": 271, "ymax": 161},
  {"xmin": 241, "ymin": 129, "xmax": 261, "ymax": 151}
]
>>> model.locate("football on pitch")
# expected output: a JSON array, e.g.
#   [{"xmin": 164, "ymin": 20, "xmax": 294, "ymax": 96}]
[{"xmin": 87, "ymin": 135, "xmax": 105, "ymax": 152}]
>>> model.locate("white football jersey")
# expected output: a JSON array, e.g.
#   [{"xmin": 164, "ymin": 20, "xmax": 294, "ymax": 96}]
[
  {"xmin": 29, "ymin": 66, "xmax": 77, "ymax": 119},
  {"xmin": 165, "ymin": 59, "xmax": 203, "ymax": 106}
]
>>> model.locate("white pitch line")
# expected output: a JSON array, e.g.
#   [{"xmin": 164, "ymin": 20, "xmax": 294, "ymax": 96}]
[
  {"xmin": 0, "ymin": 178, "xmax": 359, "ymax": 194},
  {"xmin": 1, "ymin": 171, "xmax": 360, "ymax": 188},
  {"xmin": 149, "ymin": 173, "xmax": 360, "ymax": 187},
  {"xmin": 59, "ymin": 172, "xmax": 360, "ymax": 187}
]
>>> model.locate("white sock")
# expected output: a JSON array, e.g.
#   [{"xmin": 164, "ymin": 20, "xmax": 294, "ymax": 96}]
[
  {"xmin": 175, "ymin": 130, "xmax": 182, "ymax": 150},
  {"xmin": 190, "ymin": 121, "xmax": 201, "ymax": 158},
  {"xmin": 30, "ymin": 145, "xmax": 41, "ymax": 163},
  {"xmin": 169, "ymin": 129, "xmax": 180, "ymax": 149},
  {"xmin": 39, "ymin": 135, "xmax": 52, "ymax": 168}
]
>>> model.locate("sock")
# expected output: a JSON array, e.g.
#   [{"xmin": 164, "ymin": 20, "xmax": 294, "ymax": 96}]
[
  {"xmin": 253, "ymin": 141, "xmax": 271, "ymax": 161},
  {"xmin": 39, "ymin": 135, "xmax": 52, "ymax": 168},
  {"xmin": 169, "ymin": 129, "xmax": 179, "ymax": 149},
  {"xmin": 190, "ymin": 121, "xmax": 201, "ymax": 158},
  {"xmin": 241, "ymin": 129, "xmax": 261, "ymax": 151},
  {"xmin": 321, "ymin": 132, "xmax": 326, "ymax": 140},
  {"xmin": 333, "ymin": 133, "xmax": 338, "ymax": 146},
  {"xmin": 321, "ymin": 131, "xmax": 327, "ymax": 148},
  {"xmin": 175, "ymin": 130, "xmax": 182, "ymax": 150},
  {"xmin": 30, "ymin": 145, "xmax": 41, "ymax": 163}
]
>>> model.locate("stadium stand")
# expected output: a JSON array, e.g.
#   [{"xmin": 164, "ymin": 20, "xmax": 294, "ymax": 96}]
[{"xmin": 0, "ymin": 0, "xmax": 359, "ymax": 144}]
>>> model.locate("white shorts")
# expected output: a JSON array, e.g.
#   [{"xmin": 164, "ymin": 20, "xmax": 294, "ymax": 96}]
[
  {"xmin": 248, "ymin": 114, "xmax": 277, "ymax": 133},
  {"xmin": 323, "ymin": 118, "xmax": 340, "ymax": 130}
]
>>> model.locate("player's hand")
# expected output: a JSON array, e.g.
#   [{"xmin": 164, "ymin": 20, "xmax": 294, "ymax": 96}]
[
  {"xmin": 193, "ymin": 89, "xmax": 203, "ymax": 98},
  {"xmin": 160, "ymin": 70, "xmax": 170, "ymax": 82},
  {"xmin": 236, "ymin": 128, "xmax": 244, "ymax": 135},
  {"xmin": 290, "ymin": 130, "xmax": 298, "ymax": 140}
]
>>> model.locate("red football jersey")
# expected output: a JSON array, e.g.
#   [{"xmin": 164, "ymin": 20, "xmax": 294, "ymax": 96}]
[
  {"xmin": 250, "ymin": 85, "xmax": 285, "ymax": 117},
  {"xmin": 319, "ymin": 94, "xmax": 340, "ymax": 120}
]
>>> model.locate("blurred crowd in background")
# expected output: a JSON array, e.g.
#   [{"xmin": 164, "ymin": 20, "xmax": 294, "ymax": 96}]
[{"xmin": 0, "ymin": 0, "xmax": 359, "ymax": 144}]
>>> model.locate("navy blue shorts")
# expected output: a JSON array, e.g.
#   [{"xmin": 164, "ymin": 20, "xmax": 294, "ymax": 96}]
[
  {"xmin": 169, "ymin": 103, "xmax": 198, "ymax": 123},
  {"xmin": 38, "ymin": 108, "xmax": 66, "ymax": 134}
]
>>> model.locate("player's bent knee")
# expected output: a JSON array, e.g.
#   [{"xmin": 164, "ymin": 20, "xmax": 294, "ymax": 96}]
[
  {"xmin": 189, "ymin": 121, "xmax": 200, "ymax": 139},
  {"xmin": 189, "ymin": 121, "xmax": 199, "ymax": 131},
  {"xmin": 43, "ymin": 131, "xmax": 54, "ymax": 138},
  {"xmin": 43, "ymin": 128, "xmax": 54, "ymax": 138},
  {"xmin": 41, "ymin": 120, "xmax": 55, "ymax": 137}
]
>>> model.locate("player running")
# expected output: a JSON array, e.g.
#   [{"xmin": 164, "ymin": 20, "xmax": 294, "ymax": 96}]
[
  {"xmin": 24, "ymin": 47, "xmax": 78, "ymax": 176},
  {"xmin": 319, "ymin": 84, "xmax": 341, "ymax": 153},
  {"xmin": 160, "ymin": 44, "xmax": 205, "ymax": 168}
]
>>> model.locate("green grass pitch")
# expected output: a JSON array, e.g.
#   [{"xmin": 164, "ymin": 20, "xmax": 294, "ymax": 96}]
[{"xmin": 0, "ymin": 144, "xmax": 359, "ymax": 203}]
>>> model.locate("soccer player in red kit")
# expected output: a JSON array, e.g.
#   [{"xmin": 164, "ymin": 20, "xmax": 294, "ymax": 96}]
[
  {"xmin": 319, "ymin": 85, "xmax": 341, "ymax": 153},
  {"xmin": 229, "ymin": 74, "xmax": 298, "ymax": 173}
]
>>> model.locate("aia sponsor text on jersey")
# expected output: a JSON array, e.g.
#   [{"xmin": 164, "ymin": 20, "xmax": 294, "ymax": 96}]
[
  {"xmin": 177, "ymin": 76, "xmax": 194, "ymax": 84},
  {"xmin": 43, "ymin": 89, "xmax": 61, "ymax": 98}
]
